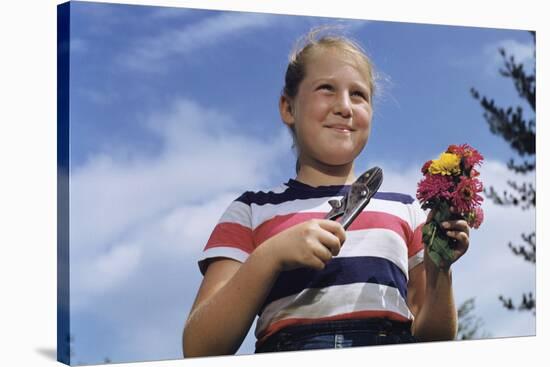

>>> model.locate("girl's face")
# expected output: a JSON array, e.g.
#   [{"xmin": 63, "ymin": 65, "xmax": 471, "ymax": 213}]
[{"xmin": 280, "ymin": 48, "xmax": 373, "ymax": 168}]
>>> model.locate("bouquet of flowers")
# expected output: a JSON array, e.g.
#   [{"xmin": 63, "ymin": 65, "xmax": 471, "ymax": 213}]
[{"xmin": 416, "ymin": 144, "xmax": 484, "ymax": 266}]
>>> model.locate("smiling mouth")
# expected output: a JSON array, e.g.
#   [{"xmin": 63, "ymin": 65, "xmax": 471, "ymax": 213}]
[{"xmin": 326, "ymin": 125, "xmax": 354, "ymax": 133}]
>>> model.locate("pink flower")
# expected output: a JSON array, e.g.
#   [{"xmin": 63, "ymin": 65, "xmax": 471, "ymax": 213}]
[
  {"xmin": 466, "ymin": 207, "xmax": 484, "ymax": 229},
  {"xmin": 416, "ymin": 174, "xmax": 454, "ymax": 207},
  {"xmin": 469, "ymin": 168, "xmax": 480, "ymax": 178},
  {"xmin": 451, "ymin": 176, "xmax": 484, "ymax": 214}
]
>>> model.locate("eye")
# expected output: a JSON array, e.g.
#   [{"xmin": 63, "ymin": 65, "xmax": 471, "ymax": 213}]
[
  {"xmin": 317, "ymin": 84, "xmax": 334, "ymax": 91},
  {"xmin": 351, "ymin": 90, "xmax": 367, "ymax": 100}
]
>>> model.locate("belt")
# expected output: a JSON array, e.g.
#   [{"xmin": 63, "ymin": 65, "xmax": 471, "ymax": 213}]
[{"xmin": 259, "ymin": 318, "xmax": 413, "ymax": 349}]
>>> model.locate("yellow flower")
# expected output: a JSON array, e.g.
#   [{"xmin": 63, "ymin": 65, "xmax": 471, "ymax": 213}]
[{"xmin": 428, "ymin": 152, "xmax": 461, "ymax": 175}]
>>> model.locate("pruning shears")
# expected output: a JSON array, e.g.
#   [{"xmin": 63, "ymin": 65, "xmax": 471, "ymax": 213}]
[{"xmin": 325, "ymin": 166, "xmax": 384, "ymax": 230}]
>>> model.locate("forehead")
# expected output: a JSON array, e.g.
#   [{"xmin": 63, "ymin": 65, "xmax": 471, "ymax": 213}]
[{"xmin": 304, "ymin": 47, "xmax": 372, "ymax": 85}]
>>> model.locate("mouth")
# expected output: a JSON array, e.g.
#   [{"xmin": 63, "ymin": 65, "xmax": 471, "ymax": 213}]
[{"xmin": 325, "ymin": 124, "xmax": 355, "ymax": 133}]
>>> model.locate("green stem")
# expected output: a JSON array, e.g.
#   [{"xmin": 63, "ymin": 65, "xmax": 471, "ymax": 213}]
[{"xmin": 429, "ymin": 221, "xmax": 437, "ymax": 246}]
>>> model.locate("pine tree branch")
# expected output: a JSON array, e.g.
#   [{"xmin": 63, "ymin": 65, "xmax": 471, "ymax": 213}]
[
  {"xmin": 507, "ymin": 158, "xmax": 535, "ymax": 174},
  {"xmin": 457, "ymin": 298, "xmax": 490, "ymax": 340},
  {"xmin": 508, "ymin": 231, "xmax": 536, "ymax": 263},
  {"xmin": 470, "ymin": 88, "xmax": 535, "ymax": 157},
  {"xmin": 484, "ymin": 180, "xmax": 535, "ymax": 210},
  {"xmin": 473, "ymin": 30, "xmax": 536, "ymax": 316},
  {"xmin": 498, "ymin": 293, "xmax": 536, "ymax": 314},
  {"xmin": 498, "ymin": 47, "xmax": 536, "ymax": 111}
]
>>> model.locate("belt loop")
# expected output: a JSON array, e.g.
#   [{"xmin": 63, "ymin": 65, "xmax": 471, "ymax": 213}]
[{"xmin": 335, "ymin": 333, "xmax": 344, "ymax": 348}]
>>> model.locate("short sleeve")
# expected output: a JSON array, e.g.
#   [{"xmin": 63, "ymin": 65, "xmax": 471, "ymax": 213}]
[
  {"xmin": 197, "ymin": 193, "xmax": 255, "ymax": 275},
  {"xmin": 408, "ymin": 199, "xmax": 427, "ymax": 270}
]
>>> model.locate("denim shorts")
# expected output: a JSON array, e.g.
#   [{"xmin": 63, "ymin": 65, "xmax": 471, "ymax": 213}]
[{"xmin": 255, "ymin": 318, "xmax": 417, "ymax": 353}]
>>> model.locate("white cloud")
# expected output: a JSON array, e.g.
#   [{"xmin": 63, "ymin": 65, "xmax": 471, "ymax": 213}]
[
  {"xmin": 69, "ymin": 97, "xmax": 293, "ymax": 362},
  {"xmin": 118, "ymin": 11, "xmax": 278, "ymax": 72},
  {"xmin": 70, "ymin": 97, "xmax": 291, "ymax": 312},
  {"xmin": 72, "ymin": 243, "xmax": 142, "ymax": 304}
]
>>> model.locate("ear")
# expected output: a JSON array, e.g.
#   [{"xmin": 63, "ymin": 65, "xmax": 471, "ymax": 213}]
[{"xmin": 279, "ymin": 95, "xmax": 295, "ymax": 127}]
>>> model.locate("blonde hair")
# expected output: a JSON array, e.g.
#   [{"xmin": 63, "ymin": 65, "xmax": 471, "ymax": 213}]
[{"xmin": 282, "ymin": 26, "xmax": 376, "ymax": 173}]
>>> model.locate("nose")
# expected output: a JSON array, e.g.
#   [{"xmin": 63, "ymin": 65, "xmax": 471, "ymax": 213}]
[{"xmin": 333, "ymin": 92, "xmax": 352, "ymax": 118}]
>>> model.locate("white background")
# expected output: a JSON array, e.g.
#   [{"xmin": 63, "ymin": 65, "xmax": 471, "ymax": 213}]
[{"xmin": 0, "ymin": 0, "xmax": 547, "ymax": 366}]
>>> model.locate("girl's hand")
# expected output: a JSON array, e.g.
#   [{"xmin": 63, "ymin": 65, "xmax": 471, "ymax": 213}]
[
  {"xmin": 262, "ymin": 219, "xmax": 346, "ymax": 272},
  {"xmin": 425, "ymin": 210, "xmax": 470, "ymax": 271}
]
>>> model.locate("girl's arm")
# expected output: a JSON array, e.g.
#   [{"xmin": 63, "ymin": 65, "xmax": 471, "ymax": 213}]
[
  {"xmin": 182, "ymin": 247, "xmax": 280, "ymax": 357},
  {"xmin": 182, "ymin": 219, "xmax": 346, "ymax": 357},
  {"xmin": 407, "ymin": 219, "xmax": 470, "ymax": 341},
  {"xmin": 408, "ymin": 262, "xmax": 457, "ymax": 341}
]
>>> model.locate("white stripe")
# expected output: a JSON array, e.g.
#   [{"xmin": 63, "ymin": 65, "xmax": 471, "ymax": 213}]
[
  {"xmin": 408, "ymin": 249, "xmax": 424, "ymax": 270},
  {"xmin": 255, "ymin": 282, "xmax": 413, "ymax": 338},
  {"xmin": 217, "ymin": 184, "xmax": 292, "ymax": 228},
  {"xmin": 198, "ymin": 246, "xmax": 249, "ymax": 265},
  {"xmin": 338, "ymin": 229, "xmax": 408, "ymax": 278},
  {"xmin": 407, "ymin": 200, "xmax": 428, "ymax": 230},
  {"xmin": 368, "ymin": 198, "xmax": 415, "ymax": 228},
  {"xmin": 219, "ymin": 201, "xmax": 252, "ymax": 228}
]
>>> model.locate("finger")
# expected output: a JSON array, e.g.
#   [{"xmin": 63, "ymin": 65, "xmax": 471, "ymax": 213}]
[
  {"xmin": 317, "ymin": 219, "xmax": 347, "ymax": 245},
  {"xmin": 445, "ymin": 230, "xmax": 470, "ymax": 248},
  {"xmin": 312, "ymin": 242, "xmax": 334, "ymax": 263},
  {"xmin": 445, "ymin": 219, "xmax": 469, "ymax": 229},
  {"xmin": 441, "ymin": 220, "xmax": 470, "ymax": 235},
  {"xmin": 317, "ymin": 230, "xmax": 342, "ymax": 256},
  {"xmin": 310, "ymin": 256, "xmax": 327, "ymax": 271}
]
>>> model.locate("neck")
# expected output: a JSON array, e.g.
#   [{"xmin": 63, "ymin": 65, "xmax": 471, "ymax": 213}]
[{"xmin": 295, "ymin": 159, "xmax": 357, "ymax": 187}]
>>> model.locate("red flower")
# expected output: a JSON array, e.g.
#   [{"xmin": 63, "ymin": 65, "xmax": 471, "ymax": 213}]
[
  {"xmin": 448, "ymin": 144, "xmax": 484, "ymax": 170},
  {"xmin": 416, "ymin": 174, "xmax": 454, "ymax": 207},
  {"xmin": 451, "ymin": 176, "xmax": 483, "ymax": 214},
  {"xmin": 421, "ymin": 160, "xmax": 433, "ymax": 174}
]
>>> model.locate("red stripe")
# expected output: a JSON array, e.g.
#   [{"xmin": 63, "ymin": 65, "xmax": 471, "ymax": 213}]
[
  {"xmin": 409, "ymin": 223, "xmax": 425, "ymax": 258},
  {"xmin": 254, "ymin": 211, "xmax": 412, "ymax": 247},
  {"xmin": 204, "ymin": 222, "xmax": 255, "ymax": 254},
  {"xmin": 348, "ymin": 211, "xmax": 412, "ymax": 243},
  {"xmin": 256, "ymin": 310, "xmax": 410, "ymax": 346},
  {"xmin": 254, "ymin": 212, "xmax": 325, "ymax": 246}
]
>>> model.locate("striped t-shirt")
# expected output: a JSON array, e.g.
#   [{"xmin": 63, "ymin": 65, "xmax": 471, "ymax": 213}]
[{"xmin": 198, "ymin": 178, "xmax": 426, "ymax": 345}]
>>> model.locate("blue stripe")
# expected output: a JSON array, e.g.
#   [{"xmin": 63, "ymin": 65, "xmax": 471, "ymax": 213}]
[
  {"xmin": 374, "ymin": 192, "xmax": 414, "ymax": 204},
  {"xmin": 259, "ymin": 256, "xmax": 408, "ymax": 314},
  {"xmin": 236, "ymin": 187, "xmax": 346, "ymax": 206},
  {"xmin": 236, "ymin": 182, "xmax": 414, "ymax": 207}
]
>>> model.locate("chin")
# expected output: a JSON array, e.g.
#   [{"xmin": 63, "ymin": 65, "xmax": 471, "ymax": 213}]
[
  {"xmin": 320, "ymin": 155, "xmax": 356, "ymax": 167},
  {"xmin": 324, "ymin": 148, "xmax": 365, "ymax": 166}
]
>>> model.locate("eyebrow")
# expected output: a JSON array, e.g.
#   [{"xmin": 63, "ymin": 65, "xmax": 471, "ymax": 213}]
[{"xmin": 311, "ymin": 78, "xmax": 369, "ymax": 91}]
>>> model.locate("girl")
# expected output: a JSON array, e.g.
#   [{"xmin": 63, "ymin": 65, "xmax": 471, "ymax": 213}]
[{"xmin": 182, "ymin": 28, "xmax": 470, "ymax": 356}]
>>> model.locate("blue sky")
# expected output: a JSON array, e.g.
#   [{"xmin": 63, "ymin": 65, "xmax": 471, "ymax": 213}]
[{"xmin": 64, "ymin": 1, "xmax": 535, "ymax": 365}]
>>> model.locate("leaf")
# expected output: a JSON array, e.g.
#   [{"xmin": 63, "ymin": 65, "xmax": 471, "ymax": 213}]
[
  {"xmin": 433, "ymin": 201, "xmax": 451, "ymax": 223},
  {"xmin": 423, "ymin": 214, "xmax": 455, "ymax": 266},
  {"xmin": 422, "ymin": 221, "xmax": 435, "ymax": 242}
]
